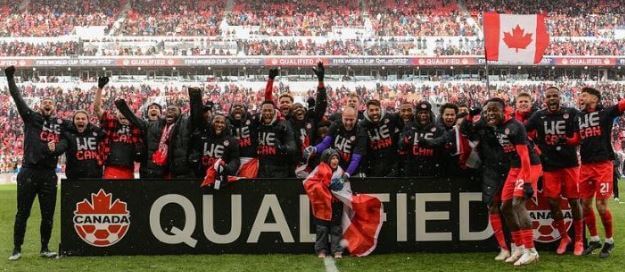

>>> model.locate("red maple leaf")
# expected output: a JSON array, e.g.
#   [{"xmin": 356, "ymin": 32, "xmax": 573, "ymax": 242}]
[
  {"xmin": 503, "ymin": 25, "xmax": 533, "ymax": 53},
  {"xmin": 75, "ymin": 189, "xmax": 128, "ymax": 214}
]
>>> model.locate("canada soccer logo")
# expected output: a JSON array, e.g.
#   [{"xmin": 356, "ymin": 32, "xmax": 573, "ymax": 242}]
[
  {"xmin": 526, "ymin": 190, "xmax": 572, "ymax": 243},
  {"xmin": 73, "ymin": 189, "xmax": 130, "ymax": 247}
]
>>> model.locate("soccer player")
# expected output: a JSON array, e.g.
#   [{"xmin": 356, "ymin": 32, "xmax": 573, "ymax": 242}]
[
  {"xmin": 525, "ymin": 87, "xmax": 584, "ymax": 255},
  {"xmin": 460, "ymin": 106, "xmax": 511, "ymax": 261},
  {"xmin": 190, "ymin": 113, "xmax": 240, "ymax": 183},
  {"xmin": 575, "ymin": 87, "xmax": 624, "ymax": 257},
  {"xmin": 256, "ymin": 100, "xmax": 297, "ymax": 178},
  {"xmin": 398, "ymin": 101, "xmax": 447, "ymax": 177},
  {"xmin": 47, "ymin": 110, "xmax": 104, "ymax": 179},
  {"xmin": 93, "ymin": 77, "xmax": 143, "ymax": 179},
  {"xmin": 305, "ymin": 106, "xmax": 367, "ymax": 178},
  {"xmin": 360, "ymin": 99, "xmax": 401, "ymax": 176},
  {"xmin": 484, "ymin": 98, "xmax": 542, "ymax": 266},
  {"xmin": 6, "ymin": 66, "xmax": 63, "ymax": 260},
  {"xmin": 115, "ymin": 87, "xmax": 202, "ymax": 178}
]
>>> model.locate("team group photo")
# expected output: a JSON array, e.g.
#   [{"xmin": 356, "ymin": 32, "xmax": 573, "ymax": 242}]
[{"xmin": 1, "ymin": 0, "xmax": 624, "ymax": 271}]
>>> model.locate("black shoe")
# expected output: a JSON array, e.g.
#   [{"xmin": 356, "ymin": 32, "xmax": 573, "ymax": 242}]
[
  {"xmin": 8, "ymin": 248, "xmax": 21, "ymax": 261},
  {"xmin": 599, "ymin": 242, "xmax": 614, "ymax": 258},
  {"xmin": 582, "ymin": 240, "xmax": 602, "ymax": 256}
]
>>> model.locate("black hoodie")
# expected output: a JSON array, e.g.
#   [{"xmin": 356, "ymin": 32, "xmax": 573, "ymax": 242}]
[
  {"xmin": 256, "ymin": 110, "xmax": 297, "ymax": 178},
  {"xmin": 398, "ymin": 108, "xmax": 446, "ymax": 177},
  {"xmin": 361, "ymin": 110, "xmax": 401, "ymax": 176},
  {"xmin": 51, "ymin": 124, "xmax": 105, "ymax": 179},
  {"xmin": 189, "ymin": 117, "xmax": 240, "ymax": 178}
]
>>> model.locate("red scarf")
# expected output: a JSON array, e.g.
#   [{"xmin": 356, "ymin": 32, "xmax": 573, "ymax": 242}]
[{"xmin": 152, "ymin": 123, "xmax": 174, "ymax": 166}]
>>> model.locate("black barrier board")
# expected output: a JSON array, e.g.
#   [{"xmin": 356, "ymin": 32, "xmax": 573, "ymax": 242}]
[{"xmin": 59, "ymin": 177, "xmax": 571, "ymax": 256}]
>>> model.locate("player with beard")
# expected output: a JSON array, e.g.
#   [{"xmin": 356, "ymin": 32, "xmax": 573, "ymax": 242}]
[
  {"xmin": 305, "ymin": 107, "xmax": 367, "ymax": 177},
  {"xmin": 6, "ymin": 66, "xmax": 65, "ymax": 260},
  {"xmin": 484, "ymin": 98, "xmax": 542, "ymax": 266},
  {"xmin": 460, "ymin": 106, "xmax": 511, "ymax": 261},
  {"xmin": 257, "ymin": 101, "xmax": 297, "ymax": 178},
  {"xmin": 573, "ymin": 87, "xmax": 625, "ymax": 258},
  {"xmin": 359, "ymin": 99, "xmax": 400, "ymax": 176},
  {"xmin": 190, "ymin": 113, "xmax": 240, "ymax": 183},
  {"xmin": 93, "ymin": 77, "xmax": 143, "ymax": 179},
  {"xmin": 398, "ymin": 101, "xmax": 446, "ymax": 177},
  {"xmin": 47, "ymin": 110, "xmax": 104, "ymax": 179},
  {"xmin": 525, "ymin": 87, "xmax": 584, "ymax": 255},
  {"xmin": 228, "ymin": 101, "xmax": 259, "ymax": 178},
  {"xmin": 398, "ymin": 101, "xmax": 414, "ymax": 128},
  {"xmin": 115, "ymin": 87, "xmax": 202, "ymax": 178}
]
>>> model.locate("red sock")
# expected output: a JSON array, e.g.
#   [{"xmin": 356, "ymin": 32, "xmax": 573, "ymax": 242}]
[
  {"xmin": 522, "ymin": 229, "xmax": 535, "ymax": 249},
  {"xmin": 512, "ymin": 230, "xmax": 522, "ymax": 247},
  {"xmin": 554, "ymin": 219, "xmax": 569, "ymax": 240},
  {"xmin": 599, "ymin": 210, "xmax": 613, "ymax": 239},
  {"xmin": 574, "ymin": 219, "xmax": 584, "ymax": 243},
  {"xmin": 585, "ymin": 208, "xmax": 598, "ymax": 237},
  {"xmin": 490, "ymin": 214, "xmax": 509, "ymax": 250}
]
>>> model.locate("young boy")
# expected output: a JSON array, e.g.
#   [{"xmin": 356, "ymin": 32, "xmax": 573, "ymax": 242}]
[{"xmin": 303, "ymin": 148, "xmax": 345, "ymax": 259}]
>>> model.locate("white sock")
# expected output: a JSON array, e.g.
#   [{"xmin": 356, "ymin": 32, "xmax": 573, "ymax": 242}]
[
  {"xmin": 605, "ymin": 237, "xmax": 614, "ymax": 244},
  {"xmin": 591, "ymin": 236, "xmax": 601, "ymax": 242}
]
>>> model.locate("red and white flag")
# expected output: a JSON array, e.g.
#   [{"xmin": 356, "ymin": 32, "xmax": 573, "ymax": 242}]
[
  {"xmin": 302, "ymin": 163, "xmax": 383, "ymax": 256},
  {"xmin": 484, "ymin": 12, "xmax": 549, "ymax": 64}
]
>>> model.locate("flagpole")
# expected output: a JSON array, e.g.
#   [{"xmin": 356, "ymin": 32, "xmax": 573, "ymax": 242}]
[{"xmin": 484, "ymin": 45, "xmax": 491, "ymax": 99}]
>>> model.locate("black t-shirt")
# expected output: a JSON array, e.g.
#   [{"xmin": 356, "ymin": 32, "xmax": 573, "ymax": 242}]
[
  {"xmin": 578, "ymin": 104, "xmax": 623, "ymax": 163},
  {"xmin": 526, "ymin": 107, "xmax": 579, "ymax": 171},
  {"xmin": 327, "ymin": 121, "xmax": 368, "ymax": 170},
  {"xmin": 493, "ymin": 118, "xmax": 531, "ymax": 169}
]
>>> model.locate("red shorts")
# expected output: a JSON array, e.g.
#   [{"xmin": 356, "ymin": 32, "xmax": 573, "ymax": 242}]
[
  {"xmin": 543, "ymin": 167, "xmax": 580, "ymax": 199},
  {"xmin": 580, "ymin": 161, "xmax": 613, "ymax": 200},
  {"xmin": 103, "ymin": 166, "xmax": 134, "ymax": 180},
  {"xmin": 502, "ymin": 165, "xmax": 543, "ymax": 201}
]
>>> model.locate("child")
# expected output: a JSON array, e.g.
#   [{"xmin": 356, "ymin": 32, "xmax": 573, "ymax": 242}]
[{"xmin": 304, "ymin": 148, "xmax": 345, "ymax": 259}]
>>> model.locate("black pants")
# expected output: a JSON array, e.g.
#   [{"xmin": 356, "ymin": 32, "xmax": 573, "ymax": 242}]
[
  {"xmin": 13, "ymin": 168, "xmax": 57, "ymax": 250},
  {"xmin": 314, "ymin": 201, "xmax": 343, "ymax": 255}
]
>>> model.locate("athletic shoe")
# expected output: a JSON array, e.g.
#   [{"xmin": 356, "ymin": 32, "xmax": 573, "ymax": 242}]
[
  {"xmin": 504, "ymin": 248, "xmax": 523, "ymax": 263},
  {"xmin": 494, "ymin": 249, "xmax": 510, "ymax": 261},
  {"xmin": 573, "ymin": 241, "xmax": 584, "ymax": 256},
  {"xmin": 334, "ymin": 252, "xmax": 343, "ymax": 259},
  {"xmin": 582, "ymin": 240, "xmax": 602, "ymax": 256},
  {"xmin": 514, "ymin": 250, "xmax": 539, "ymax": 266},
  {"xmin": 8, "ymin": 248, "xmax": 21, "ymax": 261},
  {"xmin": 599, "ymin": 242, "xmax": 614, "ymax": 258},
  {"xmin": 40, "ymin": 250, "xmax": 57, "ymax": 258},
  {"xmin": 556, "ymin": 236, "xmax": 571, "ymax": 255}
]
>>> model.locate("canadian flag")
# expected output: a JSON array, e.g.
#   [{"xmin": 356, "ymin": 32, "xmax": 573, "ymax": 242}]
[
  {"xmin": 302, "ymin": 163, "xmax": 383, "ymax": 256},
  {"xmin": 484, "ymin": 12, "xmax": 549, "ymax": 64}
]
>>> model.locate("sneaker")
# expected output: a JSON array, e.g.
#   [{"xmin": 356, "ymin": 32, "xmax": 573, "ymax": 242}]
[
  {"xmin": 40, "ymin": 250, "xmax": 57, "ymax": 258},
  {"xmin": 599, "ymin": 242, "xmax": 614, "ymax": 258},
  {"xmin": 514, "ymin": 250, "xmax": 539, "ymax": 266},
  {"xmin": 8, "ymin": 248, "xmax": 21, "ymax": 261},
  {"xmin": 333, "ymin": 252, "xmax": 343, "ymax": 259},
  {"xmin": 573, "ymin": 241, "xmax": 584, "ymax": 256},
  {"xmin": 556, "ymin": 236, "xmax": 571, "ymax": 255},
  {"xmin": 582, "ymin": 240, "xmax": 602, "ymax": 256},
  {"xmin": 494, "ymin": 249, "xmax": 510, "ymax": 261},
  {"xmin": 615, "ymin": 197, "xmax": 620, "ymax": 202},
  {"xmin": 504, "ymin": 248, "xmax": 523, "ymax": 263}
]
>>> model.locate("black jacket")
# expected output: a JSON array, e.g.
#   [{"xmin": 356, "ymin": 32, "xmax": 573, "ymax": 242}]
[
  {"xmin": 51, "ymin": 124, "xmax": 104, "ymax": 179},
  {"xmin": 256, "ymin": 111, "xmax": 297, "ymax": 178},
  {"xmin": 360, "ymin": 110, "xmax": 401, "ymax": 177},
  {"xmin": 116, "ymin": 89, "xmax": 201, "ymax": 178},
  {"xmin": 7, "ymin": 75, "xmax": 68, "ymax": 170},
  {"xmin": 190, "ymin": 121, "xmax": 240, "ymax": 178}
]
